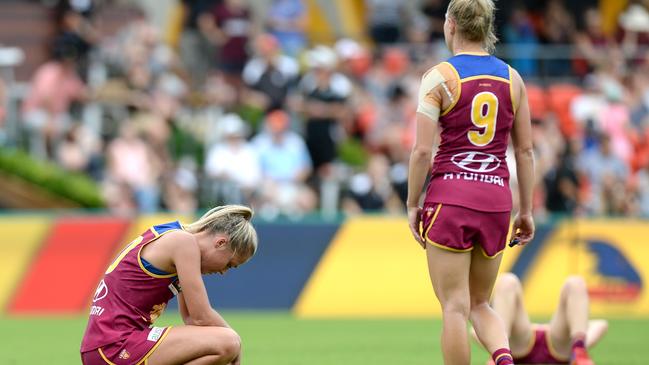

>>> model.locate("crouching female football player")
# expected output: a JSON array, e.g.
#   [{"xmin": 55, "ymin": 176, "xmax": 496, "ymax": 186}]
[
  {"xmin": 80, "ymin": 205, "xmax": 258, "ymax": 365},
  {"xmin": 474, "ymin": 273, "xmax": 608, "ymax": 365}
]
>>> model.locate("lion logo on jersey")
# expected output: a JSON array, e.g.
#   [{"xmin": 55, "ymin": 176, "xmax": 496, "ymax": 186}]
[
  {"xmin": 150, "ymin": 303, "xmax": 167, "ymax": 322},
  {"xmin": 93, "ymin": 280, "xmax": 108, "ymax": 303},
  {"xmin": 451, "ymin": 151, "xmax": 501, "ymax": 173}
]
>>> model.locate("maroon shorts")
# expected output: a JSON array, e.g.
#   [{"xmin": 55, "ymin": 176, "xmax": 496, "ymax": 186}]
[
  {"xmin": 514, "ymin": 328, "xmax": 569, "ymax": 364},
  {"xmin": 81, "ymin": 326, "xmax": 171, "ymax": 365},
  {"xmin": 421, "ymin": 202, "xmax": 510, "ymax": 257}
]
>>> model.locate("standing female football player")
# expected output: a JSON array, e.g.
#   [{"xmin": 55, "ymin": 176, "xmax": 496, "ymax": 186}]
[
  {"xmin": 406, "ymin": 0, "xmax": 535, "ymax": 364},
  {"xmin": 80, "ymin": 205, "xmax": 258, "ymax": 365}
]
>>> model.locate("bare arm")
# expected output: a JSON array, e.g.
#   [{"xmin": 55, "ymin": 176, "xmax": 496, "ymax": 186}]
[
  {"xmin": 170, "ymin": 232, "xmax": 231, "ymax": 327},
  {"xmin": 510, "ymin": 69, "xmax": 535, "ymax": 245},
  {"xmin": 407, "ymin": 113, "xmax": 437, "ymax": 247},
  {"xmin": 407, "ymin": 67, "xmax": 445, "ymax": 247}
]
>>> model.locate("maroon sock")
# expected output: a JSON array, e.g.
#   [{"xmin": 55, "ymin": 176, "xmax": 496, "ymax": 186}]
[
  {"xmin": 572, "ymin": 333, "xmax": 586, "ymax": 352},
  {"xmin": 492, "ymin": 348, "xmax": 514, "ymax": 365}
]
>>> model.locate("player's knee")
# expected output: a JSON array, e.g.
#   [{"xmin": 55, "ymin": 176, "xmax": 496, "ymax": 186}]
[
  {"xmin": 563, "ymin": 276, "xmax": 587, "ymax": 294},
  {"xmin": 442, "ymin": 297, "xmax": 470, "ymax": 318},
  {"xmin": 469, "ymin": 299, "xmax": 490, "ymax": 312},
  {"xmin": 213, "ymin": 328, "xmax": 241, "ymax": 359},
  {"xmin": 495, "ymin": 272, "xmax": 522, "ymax": 293}
]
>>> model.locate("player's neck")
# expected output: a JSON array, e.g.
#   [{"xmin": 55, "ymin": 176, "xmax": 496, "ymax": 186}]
[{"xmin": 452, "ymin": 40, "xmax": 488, "ymax": 56}]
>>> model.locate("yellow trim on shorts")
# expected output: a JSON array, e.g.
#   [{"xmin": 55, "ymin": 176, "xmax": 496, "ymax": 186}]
[
  {"xmin": 136, "ymin": 326, "xmax": 172, "ymax": 365},
  {"xmin": 422, "ymin": 203, "xmax": 442, "ymax": 240},
  {"xmin": 545, "ymin": 328, "xmax": 571, "ymax": 362},
  {"xmin": 440, "ymin": 62, "xmax": 461, "ymax": 116},
  {"xmin": 515, "ymin": 325, "xmax": 538, "ymax": 359},
  {"xmin": 461, "ymin": 74, "xmax": 510, "ymax": 84},
  {"xmin": 98, "ymin": 348, "xmax": 118, "ymax": 365},
  {"xmin": 479, "ymin": 244, "xmax": 505, "ymax": 259},
  {"xmin": 426, "ymin": 239, "xmax": 474, "ymax": 253}
]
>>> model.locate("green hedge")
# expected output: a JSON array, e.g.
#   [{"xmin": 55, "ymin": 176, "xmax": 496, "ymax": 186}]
[{"xmin": 0, "ymin": 148, "xmax": 104, "ymax": 208}]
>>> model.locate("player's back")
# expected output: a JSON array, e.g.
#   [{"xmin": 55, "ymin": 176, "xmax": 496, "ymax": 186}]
[
  {"xmin": 425, "ymin": 53, "xmax": 516, "ymax": 212},
  {"xmin": 80, "ymin": 222, "xmax": 183, "ymax": 352}
]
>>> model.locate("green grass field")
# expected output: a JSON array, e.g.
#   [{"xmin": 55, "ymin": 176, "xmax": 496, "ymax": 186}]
[{"xmin": 1, "ymin": 312, "xmax": 647, "ymax": 364}]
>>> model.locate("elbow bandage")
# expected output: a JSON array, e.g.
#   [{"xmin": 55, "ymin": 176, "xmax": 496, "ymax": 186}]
[{"xmin": 417, "ymin": 68, "xmax": 452, "ymax": 121}]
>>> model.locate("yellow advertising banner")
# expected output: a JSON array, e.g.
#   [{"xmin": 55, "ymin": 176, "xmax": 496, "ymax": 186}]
[
  {"xmin": 523, "ymin": 219, "xmax": 648, "ymax": 317},
  {"xmin": 295, "ymin": 217, "xmax": 522, "ymax": 317}
]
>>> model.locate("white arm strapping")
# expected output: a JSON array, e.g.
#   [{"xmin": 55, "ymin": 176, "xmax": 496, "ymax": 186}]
[{"xmin": 416, "ymin": 68, "xmax": 449, "ymax": 121}]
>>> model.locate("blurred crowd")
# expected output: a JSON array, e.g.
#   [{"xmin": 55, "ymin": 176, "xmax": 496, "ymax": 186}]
[{"xmin": 1, "ymin": 0, "xmax": 649, "ymax": 220}]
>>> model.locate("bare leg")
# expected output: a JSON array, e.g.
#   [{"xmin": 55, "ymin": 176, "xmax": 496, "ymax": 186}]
[
  {"xmin": 488, "ymin": 273, "xmax": 534, "ymax": 356},
  {"xmin": 426, "ymin": 244, "xmax": 472, "ymax": 365},
  {"xmin": 146, "ymin": 325, "xmax": 241, "ymax": 365},
  {"xmin": 184, "ymin": 356, "xmax": 225, "ymax": 365},
  {"xmin": 585, "ymin": 319, "xmax": 608, "ymax": 349},
  {"xmin": 548, "ymin": 276, "xmax": 590, "ymax": 357},
  {"xmin": 468, "ymin": 251, "xmax": 513, "ymax": 356}
]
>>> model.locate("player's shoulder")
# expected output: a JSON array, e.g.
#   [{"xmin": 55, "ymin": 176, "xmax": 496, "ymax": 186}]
[
  {"xmin": 422, "ymin": 62, "xmax": 457, "ymax": 82},
  {"xmin": 156, "ymin": 229, "xmax": 199, "ymax": 252}
]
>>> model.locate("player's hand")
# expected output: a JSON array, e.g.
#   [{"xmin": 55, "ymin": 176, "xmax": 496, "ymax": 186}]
[
  {"xmin": 511, "ymin": 212, "xmax": 534, "ymax": 246},
  {"xmin": 408, "ymin": 206, "xmax": 425, "ymax": 249}
]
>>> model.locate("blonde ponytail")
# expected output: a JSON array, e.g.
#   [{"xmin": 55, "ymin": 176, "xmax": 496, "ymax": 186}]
[
  {"xmin": 185, "ymin": 205, "xmax": 258, "ymax": 260},
  {"xmin": 448, "ymin": 0, "xmax": 498, "ymax": 53}
]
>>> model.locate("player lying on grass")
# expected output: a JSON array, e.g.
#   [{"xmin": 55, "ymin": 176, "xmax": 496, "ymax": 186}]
[
  {"xmin": 473, "ymin": 273, "xmax": 608, "ymax": 365},
  {"xmin": 80, "ymin": 205, "xmax": 258, "ymax": 365}
]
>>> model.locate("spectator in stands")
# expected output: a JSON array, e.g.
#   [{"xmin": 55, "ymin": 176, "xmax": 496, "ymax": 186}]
[
  {"xmin": 297, "ymin": 46, "xmax": 352, "ymax": 178},
  {"xmin": 343, "ymin": 153, "xmax": 403, "ymax": 214},
  {"xmin": 541, "ymin": 0, "xmax": 575, "ymax": 76},
  {"xmin": 253, "ymin": 110, "xmax": 316, "ymax": 218},
  {"xmin": 365, "ymin": 47, "xmax": 412, "ymax": 102},
  {"xmin": 366, "ymin": 83, "xmax": 416, "ymax": 162},
  {"xmin": 242, "ymin": 33, "xmax": 300, "ymax": 112},
  {"xmin": 617, "ymin": 1, "xmax": 649, "ymax": 65},
  {"xmin": 578, "ymin": 134, "xmax": 629, "ymax": 215},
  {"xmin": 56, "ymin": 122, "xmax": 102, "ymax": 178},
  {"xmin": 574, "ymin": 8, "xmax": 618, "ymax": 77},
  {"xmin": 420, "ymin": 0, "xmax": 449, "ymax": 42},
  {"xmin": 53, "ymin": 2, "xmax": 99, "ymax": 78},
  {"xmin": 296, "ymin": 46, "xmax": 353, "ymax": 214},
  {"xmin": 365, "ymin": 0, "xmax": 411, "ymax": 45},
  {"xmin": 544, "ymin": 139, "xmax": 580, "ymax": 214},
  {"xmin": 266, "ymin": 0, "xmax": 308, "ymax": 57},
  {"xmin": 503, "ymin": 4, "xmax": 539, "ymax": 77},
  {"xmin": 178, "ymin": 0, "xmax": 222, "ymax": 90},
  {"xmin": 204, "ymin": 113, "xmax": 261, "ymax": 205},
  {"xmin": 22, "ymin": 45, "xmax": 88, "ymax": 160},
  {"xmin": 213, "ymin": 0, "xmax": 254, "ymax": 82},
  {"xmin": 163, "ymin": 157, "xmax": 199, "ymax": 214},
  {"xmin": 106, "ymin": 122, "xmax": 162, "ymax": 213}
]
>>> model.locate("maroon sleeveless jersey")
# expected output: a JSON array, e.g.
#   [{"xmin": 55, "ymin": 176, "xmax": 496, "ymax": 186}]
[
  {"xmin": 80, "ymin": 221, "xmax": 183, "ymax": 352},
  {"xmin": 425, "ymin": 54, "xmax": 515, "ymax": 212}
]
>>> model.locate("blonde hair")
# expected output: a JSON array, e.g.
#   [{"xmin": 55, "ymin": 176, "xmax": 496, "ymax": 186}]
[
  {"xmin": 448, "ymin": 0, "xmax": 498, "ymax": 53},
  {"xmin": 185, "ymin": 205, "xmax": 258, "ymax": 260}
]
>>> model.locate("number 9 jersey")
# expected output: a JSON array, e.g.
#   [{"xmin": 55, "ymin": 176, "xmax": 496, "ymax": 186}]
[{"xmin": 422, "ymin": 53, "xmax": 516, "ymax": 212}]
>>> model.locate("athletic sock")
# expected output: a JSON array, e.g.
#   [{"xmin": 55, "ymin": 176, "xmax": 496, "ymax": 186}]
[
  {"xmin": 492, "ymin": 348, "xmax": 515, "ymax": 365},
  {"xmin": 571, "ymin": 332, "xmax": 586, "ymax": 352}
]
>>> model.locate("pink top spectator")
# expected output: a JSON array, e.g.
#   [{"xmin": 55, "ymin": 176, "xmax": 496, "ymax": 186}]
[{"xmin": 22, "ymin": 61, "xmax": 85, "ymax": 115}]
